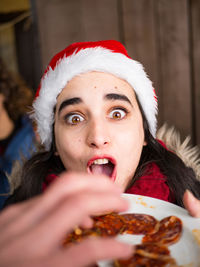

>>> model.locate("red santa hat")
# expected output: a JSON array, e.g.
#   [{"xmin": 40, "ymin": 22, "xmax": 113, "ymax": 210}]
[{"xmin": 32, "ymin": 40, "xmax": 157, "ymax": 150}]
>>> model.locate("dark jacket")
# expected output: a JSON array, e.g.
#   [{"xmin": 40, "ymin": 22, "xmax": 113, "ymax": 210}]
[
  {"xmin": 0, "ymin": 116, "xmax": 36, "ymax": 175},
  {"xmin": 0, "ymin": 116, "xmax": 36, "ymax": 209},
  {"xmin": 0, "ymin": 169, "xmax": 10, "ymax": 210}
]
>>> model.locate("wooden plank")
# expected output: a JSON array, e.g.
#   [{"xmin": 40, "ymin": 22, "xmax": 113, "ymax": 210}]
[
  {"xmin": 0, "ymin": 26, "xmax": 18, "ymax": 74},
  {"xmin": 15, "ymin": 18, "xmax": 42, "ymax": 90},
  {"xmin": 190, "ymin": 0, "xmax": 200, "ymax": 145},
  {"xmin": 35, "ymin": 0, "xmax": 119, "ymax": 70},
  {"xmin": 35, "ymin": 0, "xmax": 83, "ymax": 69},
  {"xmin": 156, "ymin": 0, "xmax": 192, "ymax": 139},
  {"xmin": 121, "ymin": 0, "xmax": 162, "ymax": 123},
  {"xmin": 80, "ymin": 0, "xmax": 119, "ymax": 41}
]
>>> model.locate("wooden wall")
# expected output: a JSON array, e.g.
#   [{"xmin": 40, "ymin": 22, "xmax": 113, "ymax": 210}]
[{"xmin": 33, "ymin": 0, "xmax": 200, "ymax": 146}]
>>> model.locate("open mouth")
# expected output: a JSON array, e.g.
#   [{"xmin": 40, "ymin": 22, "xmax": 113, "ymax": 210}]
[{"xmin": 87, "ymin": 157, "xmax": 116, "ymax": 181}]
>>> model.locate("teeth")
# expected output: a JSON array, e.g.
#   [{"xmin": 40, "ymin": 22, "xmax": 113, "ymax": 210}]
[{"xmin": 93, "ymin": 158, "xmax": 109, "ymax": 165}]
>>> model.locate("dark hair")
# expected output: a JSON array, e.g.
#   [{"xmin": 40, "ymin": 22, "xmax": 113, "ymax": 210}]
[
  {"xmin": 4, "ymin": 97, "xmax": 200, "ymax": 208},
  {"xmin": 0, "ymin": 58, "xmax": 33, "ymax": 122}
]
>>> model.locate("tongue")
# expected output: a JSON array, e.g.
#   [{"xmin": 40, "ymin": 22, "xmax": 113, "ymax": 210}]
[{"xmin": 90, "ymin": 164, "xmax": 113, "ymax": 177}]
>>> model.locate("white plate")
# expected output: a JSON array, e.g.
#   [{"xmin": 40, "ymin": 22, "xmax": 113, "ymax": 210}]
[{"xmin": 98, "ymin": 193, "xmax": 200, "ymax": 267}]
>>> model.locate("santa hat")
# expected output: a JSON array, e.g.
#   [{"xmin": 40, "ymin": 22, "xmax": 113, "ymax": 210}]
[{"xmin": 32, "ymin": 40, "xmax": 157, "ymax": 150}]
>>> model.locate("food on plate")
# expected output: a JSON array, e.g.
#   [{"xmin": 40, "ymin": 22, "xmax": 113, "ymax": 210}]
[
  {"xmin": 63, "ymin": 213, "xmax": 125, "ymax": 245},
  {"xmin": 93, "ymin": 213, "xmax": 126, "ymax": 236},
  {"xmin": 63, "ymin": 212, "xmax": 182, "ymax": 266},
  {"xmin": 64, "ymin": 213, "xmax": 162, "ymax": 246},
  {"xmin": 142, "ymin": 216, "xmax": 182, "ymax": 246},
  {"xmin": 120, "ymin": 213, "xmax": 159, "ymax": 235},
  {"xmin": 113, "ymin": 243, "xmax": 177, "ymax": 266}
]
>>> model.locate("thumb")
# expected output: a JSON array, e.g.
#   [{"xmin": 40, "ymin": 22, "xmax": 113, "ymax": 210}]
[{"xmin": 183, "ymin": 190, "xmax": 200, "ymax": 218}]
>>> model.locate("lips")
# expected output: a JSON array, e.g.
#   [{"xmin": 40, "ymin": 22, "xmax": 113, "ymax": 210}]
[{"xmin": 87, "ymin": 156, "xmax": 117, "ymax": 181}]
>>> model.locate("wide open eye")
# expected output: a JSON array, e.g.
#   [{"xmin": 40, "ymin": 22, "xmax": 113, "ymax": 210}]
[
  {"xmin": 65, "ymin": 113, "xmax": 84, "ymax": 125},
  {"xmin": 108, "ymin": 108, "xmax": 127, "ymax": 120}
]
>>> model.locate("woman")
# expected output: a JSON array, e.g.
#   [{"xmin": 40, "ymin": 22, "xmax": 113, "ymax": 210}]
[{"xmin": 4, "ymin": 40, "xmax": 200, "ymax": 207}]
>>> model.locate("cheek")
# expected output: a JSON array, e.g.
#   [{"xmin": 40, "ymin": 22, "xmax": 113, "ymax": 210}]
[
  {"xmin": 116, "ymin": 121, "xmax": 144, "ymax": 152},
  {"xmin": 55, "ymin": 127, "xmax": 82, "ymax": 158},
  {"xmin": 119, "ymin": 131, "xmax": 144, "ymax": 165},
  {"xmin": 115, "ymin": 122, "xmax": 145, "ymax": 182}
]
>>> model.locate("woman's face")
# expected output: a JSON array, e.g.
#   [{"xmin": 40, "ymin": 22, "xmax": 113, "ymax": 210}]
[{"xmin": 54, "ymin": 72, "xmax": 146, "ymax": 190}]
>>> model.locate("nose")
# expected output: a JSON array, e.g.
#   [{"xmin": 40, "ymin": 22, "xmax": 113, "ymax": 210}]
[{"xmin": 86, "ymin": 119, "xmax": 111, "ymax": 148}]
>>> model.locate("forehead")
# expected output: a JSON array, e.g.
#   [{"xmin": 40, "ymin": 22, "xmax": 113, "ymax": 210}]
[{"xmin": 57, "ymin": 71, "xmax": 137, "ymax": 102}]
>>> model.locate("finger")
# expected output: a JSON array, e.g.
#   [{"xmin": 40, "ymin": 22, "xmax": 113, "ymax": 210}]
[
  {"xmin": 15, "ymin": 172, "xmax": 122, "ymax": 227},
  {"xmin": 183, "ymin": 190, "xmax": 200, "ymax": 217},
  {"xmin": 0, "ymin": 173, "xmax": 122, "ymax": 244},
  {"xmin": 22, "ymin": 192, "xmax": 129, "ymax": 254},
  {"xmin": 0, "ymin": 203, "xmax": 26, "ymax": 227},
  {"xmin": 0, "ymin": 192, "xmax": 52, "ymax": 230},
  {"xmin": 0, "ymin": 197, "xmax": 43, "ymax": 247},
  {"xmin": 44, "ymin": 238, "xmax": 133, "ymax": 267},
  {"xmin": 0, "ymin": 196, "xmax": 39, "ymax": 234},
  {"xmin": 79, "ymin": 216, "xmax": 94, "ymax": 229}
]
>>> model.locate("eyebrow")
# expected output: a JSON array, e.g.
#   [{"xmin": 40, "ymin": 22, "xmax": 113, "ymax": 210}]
[
  {"xmin": 58, "ymin": 97, "xmax": 82, "ymax": 114},
  {"xmin": 105, "ymin": 93, "xmax": 133, "ymax": 106},
  {"xmin": 58, "ymin": 93, "xmax": 133, "ymax": 115}
]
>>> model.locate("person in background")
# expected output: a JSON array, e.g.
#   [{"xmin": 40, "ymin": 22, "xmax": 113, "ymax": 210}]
[
  {"xmin": 0, "ymin": 58, "xmax": 36, "ymax": 174},
  {"xmin": 0, "ymin": 58, "xmax": 36, "ymax": 207}
]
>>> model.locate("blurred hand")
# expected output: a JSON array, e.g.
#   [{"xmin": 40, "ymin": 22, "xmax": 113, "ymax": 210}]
[
  {"xmin": 0, "ymin": 172, "xmax": 132, "ymax": 267},
  {"xmin": 183, "ymin": 190, "xmax": 200, "ymax": 218}
]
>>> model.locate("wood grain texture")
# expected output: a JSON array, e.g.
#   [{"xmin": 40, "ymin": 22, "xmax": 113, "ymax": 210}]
[
  {"xmin": 121, "ymin": 0, "xmax": 164, "ymax": 126},
  {"xmin": 35, "ymin": 0, "xmax": 119, "ymax": 69},
  {"xmin": 190, "ymin": 0, "xmax": 200, "ymax": 145},
  {"xmin": 155, "ymin": 0, "xmax": 192, "ymax": 139},
  {"xmin": 122, "ymin": 0, "xmax": 159, "ymax": 88}
]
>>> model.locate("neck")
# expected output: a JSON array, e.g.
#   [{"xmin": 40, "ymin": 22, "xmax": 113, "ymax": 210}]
[{"xmin": 0, "ymin": 109, "xmax": 14, "ymax": 140}]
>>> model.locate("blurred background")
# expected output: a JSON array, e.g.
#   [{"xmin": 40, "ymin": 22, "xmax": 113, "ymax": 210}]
[{"xmin": 0, "ymin": 0, "xmax": 199, "ymax": 146}]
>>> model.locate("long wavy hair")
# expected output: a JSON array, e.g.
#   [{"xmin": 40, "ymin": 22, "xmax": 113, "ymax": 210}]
[{"xmin": 4, "ymin": 98, "xmax": 200, "ymax": 208}]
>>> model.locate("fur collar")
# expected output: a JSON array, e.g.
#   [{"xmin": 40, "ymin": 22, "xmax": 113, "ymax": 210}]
[{"xmin": 157, "ymin": 124, "xmax": 200, "ymax": 180}]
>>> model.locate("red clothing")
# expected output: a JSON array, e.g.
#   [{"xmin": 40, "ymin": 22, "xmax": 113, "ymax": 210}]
[
  {"xmin": 43, "ymin": 162, "xmax": 175, "ymax": 204},
  {"xmin": 42, "ymin": 173, "xmax": 57, "ymax": 191},
  {"xmin": 126, "ymin": 163, "xmax": 175, "ymax": 203}
]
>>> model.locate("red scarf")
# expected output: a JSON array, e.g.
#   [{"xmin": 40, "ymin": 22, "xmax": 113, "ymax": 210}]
[{"xmin": 126, "ymin": 162, "xmax": 175, "ymax": 203}]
